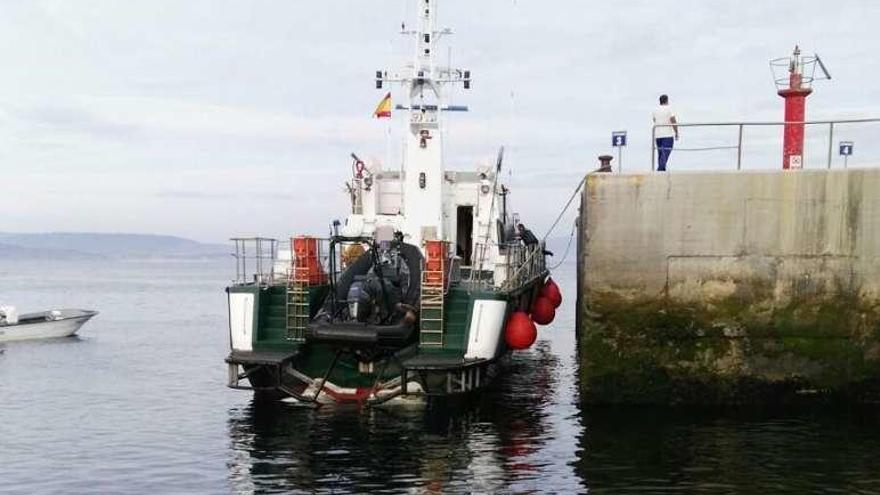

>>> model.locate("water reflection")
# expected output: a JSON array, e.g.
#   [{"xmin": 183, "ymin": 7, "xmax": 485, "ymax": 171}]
[
  {"xmin": 226, "ymin": 341, "xmax": 575, "ymax": 494},
  {"xmin": 575, "ymin": 406, "xmax": 880, "ymax": 494},
  {"xmin": 6, "ymin": 258, "xmax": 879, "ymax": 492},
  {"xmin": 223, "ymin": 261, "xmax": 880, "ymax": 494}
]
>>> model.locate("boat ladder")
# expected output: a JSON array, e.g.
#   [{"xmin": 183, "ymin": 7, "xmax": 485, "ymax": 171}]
[
  {"xmin": 286, "ymin": 279, "xmax": 309, "ymax": 342},
  {"xmin": 420, "ymin": 240, "xmax": 447, "ymax": 347},
  {"xmin": 286, "ymin": 238, "xmax": 316, "ymax": 342}
]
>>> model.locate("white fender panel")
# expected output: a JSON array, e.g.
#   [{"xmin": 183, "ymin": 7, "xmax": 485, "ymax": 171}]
[
  {"xmin": 229, "ymin": 293, "xmax": 255, "ymax": 352},
  {"xmin": 464, "ymin": 300, "xmax": 508, "ymax": 360}
]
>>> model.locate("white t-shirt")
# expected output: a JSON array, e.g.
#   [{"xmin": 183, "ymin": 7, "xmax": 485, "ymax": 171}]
[{"xmin": 653, "ymin": 105, "xmax": 676, "ymax": 139}]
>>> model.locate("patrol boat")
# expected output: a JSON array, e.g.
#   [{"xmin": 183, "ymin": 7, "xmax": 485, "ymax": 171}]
[{"xmin": 225, "ymin": 0, "xmax": 560, "ymax": 405}]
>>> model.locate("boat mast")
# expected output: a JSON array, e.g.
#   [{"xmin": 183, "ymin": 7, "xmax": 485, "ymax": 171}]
[{"xmin": 375, "ymin": 0, "xmax": 471, "ymax": 248}]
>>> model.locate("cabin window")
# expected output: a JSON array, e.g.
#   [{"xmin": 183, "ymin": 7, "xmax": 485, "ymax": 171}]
[{"xmin": 456, "ymin": 206, "xmax": 474, "ymax": 266}]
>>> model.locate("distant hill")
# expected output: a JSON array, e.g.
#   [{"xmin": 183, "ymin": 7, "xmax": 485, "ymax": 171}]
[
  {"xmin": 0, "ymin": 242, "xmax": 102, "ymax": 260},
  {"xmin": 0, "ymin": 233, "xmax": 228, "ymax": 259},
  {"xmin": 0, "ymin": 231, "xmax": 580, "ymax": 262}
]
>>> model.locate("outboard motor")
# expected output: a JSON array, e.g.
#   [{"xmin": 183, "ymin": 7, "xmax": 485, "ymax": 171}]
[
  {"xmin": 347, "ymin": 272, "xmax": 403, "ymax": 324},
  {"xmin": 347, "ymin": 276, "xmax": 367, "ymax": 322},
  {"xmin": 308, "ymin": 236, "xmax": 424, "ymax": 349},
  {"xmin": 350, "ymin": 243, "xmax": 410, "ymax": 324},
  {"xmin": 0, "ymin": 305, "xmax": 18, "ymax": 325}
]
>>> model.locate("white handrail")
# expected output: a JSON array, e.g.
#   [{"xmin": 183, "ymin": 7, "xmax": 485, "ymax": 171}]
[
  {"xmin": 651, "ymin": 117, "xmax": 880, "ymax": 171},
  {"xmin": 655, "ymin": 117, "xmax": 880, "ymax": 128}
]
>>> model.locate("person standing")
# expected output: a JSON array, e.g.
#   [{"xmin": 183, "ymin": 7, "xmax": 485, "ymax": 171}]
[
  {"xmin": 517, "ymin": 223, "xmax": 553, "ymax": 256},
  {"xmin": 653, "ymin": 94, "xmax": 679, "ymax": 172},
  {"xmin": 517, "ymin": 223, "xmax": 539, "ymax": 247}
]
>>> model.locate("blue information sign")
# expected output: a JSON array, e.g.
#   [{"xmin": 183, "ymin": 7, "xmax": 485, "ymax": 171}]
[
  {"xmin": 839, "ymin": 141, "xmax": 854, "ymax": 156},
  {"xmin": 612, "ymin": 131, "xmax": 627, "ymax": 147}
]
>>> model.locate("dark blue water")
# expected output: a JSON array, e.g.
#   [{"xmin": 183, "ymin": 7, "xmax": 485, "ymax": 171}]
[{"xmin": 1, "ymin": 259, "xmax": 878, "ymax": 494}]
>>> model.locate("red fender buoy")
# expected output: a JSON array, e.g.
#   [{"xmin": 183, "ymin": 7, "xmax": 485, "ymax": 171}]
[
  {"xmin": 531, "ymin": 296, "xmax": 556, "ymax": 325},
  {"xmin": 505, "ymin": 311, "xmax": 537, "ymax": 350},
  {"xmin": 540, "ymin": 278, "xmax": 562, "ymax": 309}
]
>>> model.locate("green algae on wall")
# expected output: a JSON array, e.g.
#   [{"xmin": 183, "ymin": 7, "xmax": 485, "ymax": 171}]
[
  {"xmin": 578, "ymin": 294, "xmax": 880, "ymax": 404},
  {"xmin": 577, "ymin": 170, "xmax": 880, "ymax": 404}
]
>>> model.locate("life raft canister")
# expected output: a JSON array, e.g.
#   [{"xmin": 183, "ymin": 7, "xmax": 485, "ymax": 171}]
[{"xmin": 292, "ymin": 236, "xmax": 327, "ymax": 285}]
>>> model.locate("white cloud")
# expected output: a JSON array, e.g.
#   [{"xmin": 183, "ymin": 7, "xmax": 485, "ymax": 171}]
[{"xmin": 0, "ymin": 0, "xmax": 878, "ymax": 241}]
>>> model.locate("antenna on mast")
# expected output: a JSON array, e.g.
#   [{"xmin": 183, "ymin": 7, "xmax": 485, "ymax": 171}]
[
  {"xmin": 374, "ymin": 0, "xmax": 471, "ymax": 112},
  {"xmin": 815, "ymin": 54, "xmax": 832, "ymax": 80}
]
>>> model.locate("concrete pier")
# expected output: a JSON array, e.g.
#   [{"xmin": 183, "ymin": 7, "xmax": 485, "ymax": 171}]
[{"xmin": 577, "ymin": 169, "xmax": 880, "ymax": 404}]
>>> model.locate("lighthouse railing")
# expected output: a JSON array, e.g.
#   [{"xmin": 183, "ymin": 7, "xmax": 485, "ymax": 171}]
[{"xmin": 652, "ymin": 117, "xmax": 880, "ymax": 172}]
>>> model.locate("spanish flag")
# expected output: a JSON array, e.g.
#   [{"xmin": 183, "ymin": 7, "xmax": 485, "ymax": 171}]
[{"xmin": 373, "ymin": 92, "xmax": 392, "ymax": 119}]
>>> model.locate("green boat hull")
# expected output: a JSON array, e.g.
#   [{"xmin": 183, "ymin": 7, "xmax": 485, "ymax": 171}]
[{"xmin": 226, "ymin": 278, "xmax": 545, "ymax": 404}]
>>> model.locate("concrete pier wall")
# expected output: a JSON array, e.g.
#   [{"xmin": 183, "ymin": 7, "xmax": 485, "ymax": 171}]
[{"xmin": 577, "ymin": 169, "xmax": 880, "ymax": 404}]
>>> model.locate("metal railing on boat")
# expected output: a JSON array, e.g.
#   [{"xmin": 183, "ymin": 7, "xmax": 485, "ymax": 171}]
[
  {"xmin": 463, "ymin": 242, "xmax": 546, "ymax": 292},
  {"xmin": 230, "ymin": 237, "xmax": 278, "ymax": 285},
  {"xmin": 500, "ymin": 243, "xmax": 547, "ymax": 292},
  {"xmin": 230, "ymin": 236, "xmax": 364, "ymax": 287}
]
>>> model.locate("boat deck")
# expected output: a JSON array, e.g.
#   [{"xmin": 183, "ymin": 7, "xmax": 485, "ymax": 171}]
[
  {"xmin": 403, "ymin": 354, "xmax": 487, "ymax": 371},
  {"xmin": 226, "ymin": 350, "xmax": 298, "ymax": 366}
]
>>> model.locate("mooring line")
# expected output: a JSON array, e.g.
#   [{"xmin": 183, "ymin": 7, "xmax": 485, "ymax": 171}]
[
  {"xmin": 548, "ymin": 218, "xmax": 577, "ymax": 270},
  {"xmin": 541, "ymin": 170, "xmax": 594, "ymax": 242},
  {"xmin": 503, "ymin": 170, "xmax": 595, "ymax": 283}
]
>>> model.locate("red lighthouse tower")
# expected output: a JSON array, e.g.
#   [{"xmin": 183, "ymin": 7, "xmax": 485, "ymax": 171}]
[{"xmin": 771, "ymin": 46, "xmax": 831, "ymax": 170}]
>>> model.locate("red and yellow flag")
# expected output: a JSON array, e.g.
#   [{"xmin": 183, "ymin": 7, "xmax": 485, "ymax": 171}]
[{"xmin": 373, "ymin": 92, "xmax": 392, "ymax": 119}]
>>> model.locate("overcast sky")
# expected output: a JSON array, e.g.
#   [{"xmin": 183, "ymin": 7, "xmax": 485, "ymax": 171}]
[{"xmin": 1, "ymin": 0, "xmax": 878, "ymax": 242}]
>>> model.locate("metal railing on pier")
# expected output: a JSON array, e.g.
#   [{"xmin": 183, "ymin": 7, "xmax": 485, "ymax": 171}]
[{"xmin": 652, "ymin": 117, "xmax": 880, "ymax": 171}]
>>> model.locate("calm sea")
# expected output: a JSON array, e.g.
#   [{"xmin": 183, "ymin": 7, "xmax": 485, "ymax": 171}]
[{"xmin": 0, "ymin": 258, "xmax": 878, "ymax": 494}]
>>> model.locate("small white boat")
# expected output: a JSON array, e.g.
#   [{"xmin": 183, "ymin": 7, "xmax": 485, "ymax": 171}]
[{"xmin": 0, "ymin": 307, "xmax": 98, "ymax": 343}]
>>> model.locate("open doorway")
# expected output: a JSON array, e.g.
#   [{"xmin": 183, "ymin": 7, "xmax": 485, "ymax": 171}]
[{"xmin": 456, "ymin": 206, "xmax": 474, "ymax": 266}]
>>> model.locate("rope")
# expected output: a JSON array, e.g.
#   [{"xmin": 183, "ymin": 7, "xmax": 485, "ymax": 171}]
[
  {"xmin": 503, "ymin": 170, "xmax": 595, "ymax": 287},
  {"xmin": 541, "ymin": 170, "xmax": 594, "ymax": 242},
  {"xmin": 548, "ymin": 218, "xmax": 577, "ymax": 270}
]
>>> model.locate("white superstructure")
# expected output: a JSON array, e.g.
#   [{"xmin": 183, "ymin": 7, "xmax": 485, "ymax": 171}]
[{"xmin": 341, "ymin": 0, "xmax": 509, "ymax": 272}]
